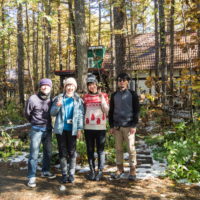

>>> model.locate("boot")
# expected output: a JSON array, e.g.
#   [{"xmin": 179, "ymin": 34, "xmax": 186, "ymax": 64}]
[
  {"xmin": 87, "ymin": 161, "xmax": 96, "ymax": 181},
  {"xmin": 95, "ymin": 170, "xmax": 103, "ymax": 181},
  {"xmin": 111, "ymin": 164, "xmax": 124, "ymax": 179},
  {"xmin": 60, "ymin": 157, "xmax": 68, "ymax": 176},
  {"xmin": 87, "ymin": 169, "xmax": 96, "ymax": 181},
  {"xmin": 68, "ymin": 156, "xmax": 76, "ymax": 183},
  {"xmin": 128, "ymin": 166, "xmax": 136, "ymax": 181}
]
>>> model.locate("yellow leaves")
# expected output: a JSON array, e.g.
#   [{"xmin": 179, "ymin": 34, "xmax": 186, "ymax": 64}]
[
  {"xmin": 181, "ymin": 68, "xmax": 189, "ymax": 74},
  {"xmin": 113, "ymin": 29, "xmax": 125, "ymax": 35},
  {"xmin": 191, "ymin": 85, "xmax": 200, "ymax": 92},
  {"xmin": 146, "ymin": 94, "xmax": 155, "ymax": 102},
  {"xmin": 145, "ymin": 76, "xmax": 154, "ymax": 88}
]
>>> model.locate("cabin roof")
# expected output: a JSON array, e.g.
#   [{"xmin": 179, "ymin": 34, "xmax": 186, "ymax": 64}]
[{"xmin": 103, "ymin": 32, "xmax": 199, "ymax": 71}]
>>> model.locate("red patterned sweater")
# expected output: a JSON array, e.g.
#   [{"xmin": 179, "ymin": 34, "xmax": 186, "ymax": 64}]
[{"xmin": 83, "ymin": 93, "xmax": 109, "ymax": 130}]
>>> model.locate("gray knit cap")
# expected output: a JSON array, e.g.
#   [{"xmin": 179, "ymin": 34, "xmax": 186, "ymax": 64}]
[{"xmin": 87, "ymin": 74, "xmax": 98, "ymax": 84}]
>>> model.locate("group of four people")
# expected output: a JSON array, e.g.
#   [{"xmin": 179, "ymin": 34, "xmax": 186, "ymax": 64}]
[{"xmin": 25, "ymin": 73, "xmax": 140, "ymax": 188}]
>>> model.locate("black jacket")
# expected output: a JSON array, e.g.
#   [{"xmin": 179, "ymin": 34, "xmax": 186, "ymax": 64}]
[{"xmin": 108, "ymin": 89, "xmax": 140, "ymax": 128}]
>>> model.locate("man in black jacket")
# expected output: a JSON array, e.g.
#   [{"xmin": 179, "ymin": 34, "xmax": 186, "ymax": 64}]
[{"xmin": 108, "ymin": 73, "xmax": 140, "ymax": 180}]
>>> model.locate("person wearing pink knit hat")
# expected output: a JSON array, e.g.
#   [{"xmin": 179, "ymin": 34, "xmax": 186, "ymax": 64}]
[{"xmin": 51, "ymin": 77, "xmax": 84, "ymax": 184}]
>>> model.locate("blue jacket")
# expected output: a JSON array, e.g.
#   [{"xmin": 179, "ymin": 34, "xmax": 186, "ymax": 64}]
[{"xmin": 50, "ymin": 93, "xmax": 84, "ymax": 136}]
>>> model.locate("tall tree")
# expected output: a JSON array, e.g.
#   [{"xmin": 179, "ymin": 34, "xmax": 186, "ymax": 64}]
[
  {"xmin": 98, "ymin": 0, "xmax": 102, "ymax": 45},
  {"xmin": 0, "ymin": 0, "xmax": 7, "ymax": 106},
  {"xmin": 197, "ymin": 2, "xmax": 200, "ymax": 60},
  {"xmin": 17, "ymin": 2, "xmax": 25, "ymax": 106},
  {"xmin": 158, "ymin": 0, "xmax": 167, "ymax": 104},
  {"xmin": 43, "ymin": 0, "xmax": 51, "ymax": 78},
  {"xmin": 154, "ymin": 0, "xmax": 160, "ymax": 97},
  {"xmin": 32, "ymin": 9, "xmax": 38, "ymax": 83},
  {"xmin": 113, "ymin": 0, "xmax": 126, "ymax": 75},
  {"xmin": 25, "ymin": 2, "xmax": 35, "ymax": 92},
  {"xmin": 66, "ymin": 15, "xmax": 72, "ymax": 70},
  {"xmin": 109, "ymin": 0, "xmax": 116, "ymax": 90},
  {"xmin": 169, "ymin": 0, "xmax": 175, "ymax": 105},
  {"xmin": 74, "ymin": 0, "xmax": 88, "ymax": 92},
  {"xmin": 57, "ymin": 0, "xmax": 63, "ymax": 88},
  {"xmin": 68, "ymin": 0, "xmax": 77, "ymax": 70},
  {"xmin": 88, "ymin": 0, "xmax": 91, "ymax": 45}
]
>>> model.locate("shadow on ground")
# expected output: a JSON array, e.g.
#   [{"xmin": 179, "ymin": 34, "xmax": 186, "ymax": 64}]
[{"xmin": 0, "ymin": 162, "xmax": 200, "ymax": 200}]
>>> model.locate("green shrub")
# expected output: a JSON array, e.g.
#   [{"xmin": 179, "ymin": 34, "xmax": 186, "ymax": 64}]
[
  {"xmin": 0, "ymin": 131, "xmax": 28, "ymax": 160},
  {"xmin": 164, "ymin": 121, "xmax": 200, "ymax": 182},
  {"xmin": 0, "ymin": 102, "xmax": 26, "ymax": 125},
  {"xmin": 145, "ymin": 119, "xmax": 200, "ymax": 182},
  {"xmin": 106, "ymin": 148, "xmax": 116, "ymax": 165},
  {"xmin": 76, "ymin": 138, "xmax": 87, "ymax": 165}
]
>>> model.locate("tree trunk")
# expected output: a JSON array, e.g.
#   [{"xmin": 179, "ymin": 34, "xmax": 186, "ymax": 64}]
[
  {"xmin": 17, "ymin": 3, "xmax": 25, "ymax": 106},
  {"xmin": 41, "ymin": 17, "xmax": 45, "ymax": 78},
  {"xmin": 130, "ymin": 1, "xmax": 134, "ymax": 35},
  {"xmin": 198, "ymin": 3, "xmax": 200, "ymax": 61},
  {"xmin": 74, "ymin": 0, "xmax": 88, "ymax": 92},
  {"xmin": 154, "ymin": 0, "xmax": 160, "ymax": 98},
  {"xmin": 32, "ymin": 10, "xmax": 38, "ymax": 84},
  {"xmin": 110, "ymin": 1, "xmax": 116, "ymax": 91},
  {"xmin": 113, "ymin": 0, "xmax": 126, "ymax": 76},
  {"xmin": 68, "ymin": 0, "xmax": 77, "ymax": 72},
  {"xmin": 158, "ymin": 0, "xmax": 167, "ymax": 104},
  {"xmin": 169, "ymin": 0, "xmax": 175, "ymax": 106},
  {"xmin": 36, "ymin": 9, "xmax": 39, "ymax": 80},
  {"xmin": 41, "ymin": 4, "xmax": 45, "ymax": 78},
  {"xmin": 88, "ymin": 0, "xmax": 91, "ymax": 46},
  {"xmin": 25, "ymin": 3, "xmax": 35, "ymax": 93},
  {"xmin": 125, "ymin": 7, "xmax": 131, "ymax": 70},
  {"xmin": 154, "ymin": 0, "xmax": 159, "ymax": 78},
  {"xmin": 98, "ymin": 0, "xmax": 102, "ymax": 45},
  {"xmin": 44, "ymin": 0, "xmax": 51, "ymax": 78},
  {"xmin": 57, "ymin": 0, "xmax": 63, "ymax": 89},
  {"xmin": 66, "ymin": 17, "xmax": 72, "ymax": 70},
  {"xmin": 0, "ymin": 0, "xmax": 7, "ymax": 106}
]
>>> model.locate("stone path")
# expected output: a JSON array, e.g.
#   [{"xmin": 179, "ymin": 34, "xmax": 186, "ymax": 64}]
[{"xmin": 76, "ymin": 140, "xmax": 166, "ymax": 180}]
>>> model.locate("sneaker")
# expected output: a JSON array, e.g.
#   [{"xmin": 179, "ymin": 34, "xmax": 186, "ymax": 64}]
[
  {"xmin": 27, "ymin": 177, "xmax": 36, "ymax": 188},
  {"xmin": 128, "ymin": 174, "xmax": 136, "ymax": 181},
  {"xmin": 111, "ymin": 172, "xmax": 124, "ymax": 180},
  {"xmin": 129, "ymin": 166, "xmax": 136, "ymax": 181},
  {"xmin": 95, "ymin": 170, "xmax": 103, "ymax": 181},
  {"xmin": 68, "ymin": 174, "xmax": 74, "ymax": 183},
  {"xmin": 61, "ymin": 174, "xmax": 68, "ymax": 184},
  {"xmin": 41, "ymin": 171, "xmax": 56, "ymax": 179}
]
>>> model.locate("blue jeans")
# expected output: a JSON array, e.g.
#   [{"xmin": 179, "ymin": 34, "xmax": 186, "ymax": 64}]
[{"xmin": 28, "ymin": 128, "xmax": 52, "ymax": 178}]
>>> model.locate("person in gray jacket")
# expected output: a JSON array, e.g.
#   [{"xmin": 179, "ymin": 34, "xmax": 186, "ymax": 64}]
[
  {"xmin": 50, "ymin": 77, "xmax": 84, "ymax": 183},
  {"xmin": 25, "ymin": 78, "xmax": 56, "ymax": 188},
  {"xmin": 108, "ymin": 73, "xmax": 140, "ymax": 181}
]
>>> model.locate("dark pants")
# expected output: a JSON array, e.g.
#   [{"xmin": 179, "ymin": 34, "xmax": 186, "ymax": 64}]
[
  {"xmin": 84, "ymin": 130, "xmax": 106, "ymax": 171},
  {"xmin": 56, "ymin": 130, "xmax": 77, "ymax": 176}
]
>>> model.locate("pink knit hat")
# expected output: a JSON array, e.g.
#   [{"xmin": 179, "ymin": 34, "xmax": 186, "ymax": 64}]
[{"xmin": 63, "ymin": 77, "xmax": 77, "ymax": 89}]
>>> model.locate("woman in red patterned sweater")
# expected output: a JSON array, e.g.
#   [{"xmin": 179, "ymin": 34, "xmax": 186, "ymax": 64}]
[{"xmin": 83, "ymin": 74, "xmax": 109, "ymax": 181}]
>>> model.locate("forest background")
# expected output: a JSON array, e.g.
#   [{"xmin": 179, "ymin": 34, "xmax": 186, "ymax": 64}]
[{"xmin": 0, "ymin": 0, "xmax": 200, "ymax": 183}]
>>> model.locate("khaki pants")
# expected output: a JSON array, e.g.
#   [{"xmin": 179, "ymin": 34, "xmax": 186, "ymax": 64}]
[{"xmin": 113, "ymin": 127, "xmax": 137, "ymax": 167}]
